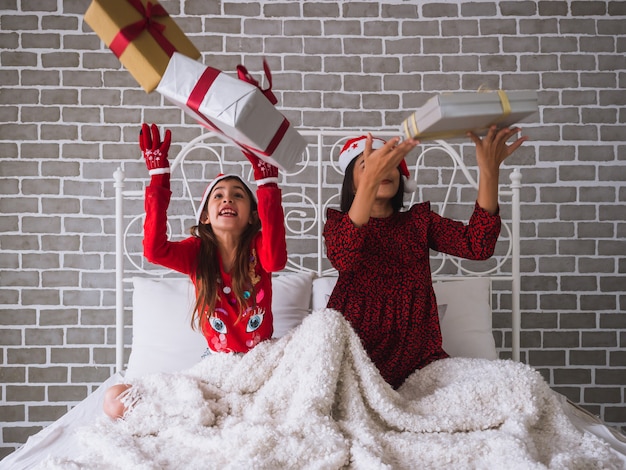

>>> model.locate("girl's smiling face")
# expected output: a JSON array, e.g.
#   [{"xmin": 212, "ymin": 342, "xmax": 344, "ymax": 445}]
[
  {"xmin": 200, "ymin": 177, "xmax": 254, "ymax": 235},
  {"xmin": 352, "ymin": 154, "xmax": 401, "ymax": 200}
]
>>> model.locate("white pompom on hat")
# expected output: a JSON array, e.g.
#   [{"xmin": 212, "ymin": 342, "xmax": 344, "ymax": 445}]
[
  {"xmin": 338, "ymin": 135, "xmax": 417, "ymax": 193},
  {"xmin": 196, "ymin": 174, "xmax": 255, "ymax": 225}
]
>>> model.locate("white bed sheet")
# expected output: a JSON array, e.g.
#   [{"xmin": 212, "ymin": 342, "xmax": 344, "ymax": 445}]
[
  {"xmin": 556, "ymin": 394, "xmax": 626, "ymax": 465},
  {"xmin": 0, "ymin": 373, "xmax": 123, "ymax": 470}
]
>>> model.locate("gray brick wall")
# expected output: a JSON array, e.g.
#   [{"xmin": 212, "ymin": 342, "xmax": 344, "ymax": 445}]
[{"xmin": 1, "ymin": 0, "xmax": 625, "ymax": 459}]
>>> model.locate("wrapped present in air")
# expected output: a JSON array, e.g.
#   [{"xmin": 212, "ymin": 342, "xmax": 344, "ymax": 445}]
[
  {"xmin": 401, "ymin": 90, "xmax": 538, "ymax": 142},
  {"xmin": 157, "ymin": 52, "xmax": 307, "ymax": 172},
  {"xmin": 84, "ymin": 0, "xmax": 200, "ymax": 92}
]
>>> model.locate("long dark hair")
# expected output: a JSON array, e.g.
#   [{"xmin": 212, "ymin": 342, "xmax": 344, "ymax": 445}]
[
  {"xmin": 339, "ymin": 157, "xmax": 405, "ymax": 213},
  {"xmin": 189, "ymin": 176, "xmax": 261, "ymax": 329}
]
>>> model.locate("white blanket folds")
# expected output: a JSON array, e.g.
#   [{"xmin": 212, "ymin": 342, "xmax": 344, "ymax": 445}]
[{"xmin": 40, "ymin": 309, "xmax": 620, "ymax": 469}]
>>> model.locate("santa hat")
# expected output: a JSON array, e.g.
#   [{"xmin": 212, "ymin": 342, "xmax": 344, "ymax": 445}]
[
  {"xmin": 196, "ymin": 174, "xmax": 255, "ymax": 224},
  {"xmin": 338, "ymin": 135, "xmax": 417, "ymax": 193}
]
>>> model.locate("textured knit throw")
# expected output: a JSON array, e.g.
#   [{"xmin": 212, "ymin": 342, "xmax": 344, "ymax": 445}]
[{"xmin": 39, "ymin": 309, "xmax": 620, "ymax": 469}]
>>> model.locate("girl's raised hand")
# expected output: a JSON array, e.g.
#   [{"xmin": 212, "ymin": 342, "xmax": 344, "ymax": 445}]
[
  {"xmin": 361, "ymin": 134, "xmax": 419, "ymax": 185},
  {"xmin": 467, "ymin": 125, "xmax": 528, "ymax": 176},
  {"xmin": 470, "ymin": 125, "xmax": 528, "ymax": 214},
  {"xmin": 140, "ymin": 123, "xmax": 172, "ymax": 176}
]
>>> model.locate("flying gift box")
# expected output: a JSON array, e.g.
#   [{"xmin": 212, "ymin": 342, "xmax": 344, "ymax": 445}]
[
  {"xmin": 400, "ymin": 90, "xmax": 538, "ymax": 142},
  {"xmin": 84, "ymin": 0, "xmax": 200, "ymax": 92},
  {"xmin": 156, "ymin": 52, "xmax": 307, "ymax": 172}
]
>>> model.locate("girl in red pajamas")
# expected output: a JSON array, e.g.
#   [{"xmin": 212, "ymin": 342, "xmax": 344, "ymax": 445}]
[
  {"xmin": 104, "ymin": 123, "xmax": 287, "ymax": 419},
  {"xmin": 323, "ymin": 126, "xmax": 527, "ymax": 389}
]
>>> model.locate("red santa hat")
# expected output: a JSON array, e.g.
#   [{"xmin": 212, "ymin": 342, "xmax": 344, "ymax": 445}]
[
  {"xmin": 196, "ymin": 174, "xmax": 255, "ymax": 224},
  {"xmin": 338, "ymin": 135, "xmax": 417, "ymax": 193}
]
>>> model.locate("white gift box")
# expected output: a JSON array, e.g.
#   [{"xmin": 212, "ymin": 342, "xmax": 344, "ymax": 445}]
[
  {"xmin": 401, "ymin": 90, "xmax": 538, "ymax": 142},
  {"xmin": 157, "ymin": 52, "xmax": 306, "ymax": 171}
]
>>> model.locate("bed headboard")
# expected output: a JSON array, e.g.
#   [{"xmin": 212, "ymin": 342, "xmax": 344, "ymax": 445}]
[{"xmin": 113, "ymin": 129, "xmax": 521, "ymax": 372}]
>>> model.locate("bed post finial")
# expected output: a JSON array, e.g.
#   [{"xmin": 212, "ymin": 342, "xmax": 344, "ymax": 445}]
[
  {"xmin": 114, "ymin": 167, "xmax": 125, "ymax": 185},
  {"xmin": 509, "ymin": 167, "xmax": 522, "ymax": 188}
]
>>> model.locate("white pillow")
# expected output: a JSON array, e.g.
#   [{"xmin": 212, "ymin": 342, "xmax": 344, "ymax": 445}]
[
  {"xmin": 434, "ymin": 277, "xmax": 497, "ymax": 360},
  {"xmin": 311, "ymin": 275, "xmax": 497, "ymax": 360},
  {"xmin": 271, "ymin": 272, "xmax": 314, "ymax": 338},
  {"xmin": 126, "ymin": 277, "xmax": 206, "ymax": 379},
  {"xmin": 311, "ymin": 276, "xmax": 338, "ymax": 311},
  {"xmin": 126, "ymin": 273, "xmax": 315, "ymax": 378}
]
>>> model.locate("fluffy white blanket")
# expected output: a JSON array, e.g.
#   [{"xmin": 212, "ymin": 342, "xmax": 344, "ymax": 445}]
[{"xmin": 40, "ymin": 309, "xmax": 620, "ymax": 469}]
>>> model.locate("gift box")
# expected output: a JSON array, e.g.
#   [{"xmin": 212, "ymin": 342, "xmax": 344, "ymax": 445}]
[
  {"xmin": 401, "ymin": 90, "xmax": 538, "ymax": 142},
  {"xmin": 84, "ymin": 0, "xmax": 200, "ymax": 92},
  {"xmin": 156, "ymin": 52, "xmax": 307, "ymax": 172}
]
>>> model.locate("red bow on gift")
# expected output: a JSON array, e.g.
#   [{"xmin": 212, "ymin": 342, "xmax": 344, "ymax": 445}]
[
  {"xmin": 236, "ymin": 61, "xmax": 278, "ymax": 105},
  {"xmin": 109, "ymin": 0, "xmax": 176, "ymax": 59}
]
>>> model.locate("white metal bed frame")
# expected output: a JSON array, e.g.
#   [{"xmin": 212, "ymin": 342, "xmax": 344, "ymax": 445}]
[
  {"xmin": 8, "ymin": 132, "xmax": 626, "ymax": 470},
  {"xmin": 113, "ymin": 129, "xmax": 522, "ymax": 373}
]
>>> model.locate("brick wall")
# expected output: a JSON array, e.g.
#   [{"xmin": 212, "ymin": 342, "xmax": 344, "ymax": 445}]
[{"xmin": 1, "ymin": 0, "xmax": 625, "ymax": 459}]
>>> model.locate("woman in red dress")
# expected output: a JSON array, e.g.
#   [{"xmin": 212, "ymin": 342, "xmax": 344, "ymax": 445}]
[{"xmin": 323, "ymin": 126, "xmax": 527, "ymax": 389}]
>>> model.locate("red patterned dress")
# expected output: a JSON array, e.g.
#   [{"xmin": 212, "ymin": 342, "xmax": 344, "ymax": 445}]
[{"xmin": 323, "ymin": 202, "xmax": 500, "ymax": 388}]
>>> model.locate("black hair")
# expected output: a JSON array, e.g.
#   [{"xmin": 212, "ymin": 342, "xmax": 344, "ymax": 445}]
[{"xmin": 339, "ymin": 156, "xmax": 405, "ymax": 213}]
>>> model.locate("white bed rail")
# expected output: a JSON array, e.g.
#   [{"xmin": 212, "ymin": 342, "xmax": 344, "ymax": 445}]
[{"xmin": 114, "ymin": 168, "xmax": 125, "ymax": 374}]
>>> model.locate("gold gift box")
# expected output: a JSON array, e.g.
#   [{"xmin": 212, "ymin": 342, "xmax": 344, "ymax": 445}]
[
  {"xmin": 401, "ymin": 90, "xmax": 538, "ymax": 142},
  {"xmin": 84, "ymin": 0, "xmax": 200, "ymax": 92}
]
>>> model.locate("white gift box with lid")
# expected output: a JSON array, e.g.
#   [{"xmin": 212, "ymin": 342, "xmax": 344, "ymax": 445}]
[
  {"xmin": 401, "ymin": 90, "xmax": 538, "ymax": 142},
  {"xmin": 157, "ymin": 52, "xmax": 306, "ymax": 171}
]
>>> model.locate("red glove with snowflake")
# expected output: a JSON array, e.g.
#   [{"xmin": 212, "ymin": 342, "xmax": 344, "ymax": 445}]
[
  {"xmin": 140, "ymin": 123, "xmax": 172, "ymax": 187},
  {"xmin": 243, "ymin": 150, "xmax": 279, "ymax": 187}
]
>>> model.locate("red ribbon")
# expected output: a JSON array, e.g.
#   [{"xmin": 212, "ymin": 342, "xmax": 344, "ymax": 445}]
[
  {"xmin": 186, "ymin": 66, "xmax": 289, "ymax": 158},
  {"xmin": 109, "ymin": 0, "xmax": 176, "ymax": 59},
  {"xmin": 186, "ymin": 66, "xmax": 223, "ymax": 134},
  {"xmin": 236, "ymin": 60, "xmax": 278, "ymax": 105}
]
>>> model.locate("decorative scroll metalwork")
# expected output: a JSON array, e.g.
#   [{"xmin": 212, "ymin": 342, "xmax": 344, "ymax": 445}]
[{"xmin": 115, "ymin": 129, "xmax": 522, "ymax": 370}]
